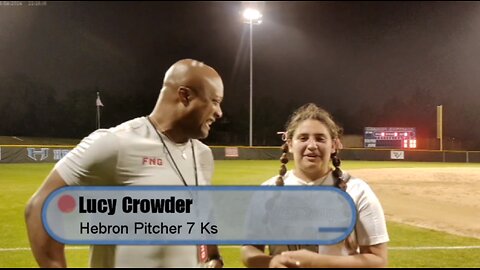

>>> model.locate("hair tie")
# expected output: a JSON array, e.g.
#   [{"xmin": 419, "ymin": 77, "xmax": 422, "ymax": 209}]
[{"xmin": 276, "ymin": 131, "xmax": 288, "ymax": 142}]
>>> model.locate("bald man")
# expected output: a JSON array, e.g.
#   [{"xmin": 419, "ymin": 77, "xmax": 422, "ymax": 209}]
[{"xmin": 25, "ymin": 59, "xmax": 224, "ymax": 267}]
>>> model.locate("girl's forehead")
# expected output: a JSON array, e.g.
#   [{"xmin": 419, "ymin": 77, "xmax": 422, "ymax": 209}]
[{"xmin": 295, "ymin": 119, "xmax": 329, "ymax": 131}]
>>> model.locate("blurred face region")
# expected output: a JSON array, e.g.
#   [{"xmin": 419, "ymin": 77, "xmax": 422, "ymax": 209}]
[
  {"xmin": 182, "ymin": 80, "xmax": 223, "ymax": 140},
  {"xmin": 191, "ymin": 85, "xmax": 223, "ymax": 139},
  {"xmin": 288, "ymin": 119, "xmax": 335, "ymax": 181}
]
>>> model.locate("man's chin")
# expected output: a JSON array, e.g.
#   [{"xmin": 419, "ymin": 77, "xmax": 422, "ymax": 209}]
[{"xmin": 196, "ymin": 129, "xmax": 209, "ymax": 139}]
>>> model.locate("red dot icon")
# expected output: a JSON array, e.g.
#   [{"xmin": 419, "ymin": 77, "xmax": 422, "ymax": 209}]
[{"xmin": 58, "ymin": 195, "xmax": 76, "ymax": 213}]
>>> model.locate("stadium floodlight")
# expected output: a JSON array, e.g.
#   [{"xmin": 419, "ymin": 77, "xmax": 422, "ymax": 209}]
[
  {"xmin": 242, "ymin": 7, "xmax": 262, "ymax": 147},
  {"xmin": 242, "ymin": 8, "xmax": 263, "ymax": 23}
]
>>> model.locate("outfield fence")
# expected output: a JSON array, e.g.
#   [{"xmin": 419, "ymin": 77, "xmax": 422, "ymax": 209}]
[{"xmin": 1, "ymin": 145, "xmax": 480, "ymax": 163}]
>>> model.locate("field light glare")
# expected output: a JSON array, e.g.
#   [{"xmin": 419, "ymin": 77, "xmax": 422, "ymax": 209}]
[{"xmin": 243, "ymin": 8, "xmax": 263, "ymax": 22}]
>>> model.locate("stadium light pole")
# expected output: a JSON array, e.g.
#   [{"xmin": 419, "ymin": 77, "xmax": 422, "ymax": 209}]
[{"xmin": 242, "ymin": 7, "xmax": 262, "ymax": 147}]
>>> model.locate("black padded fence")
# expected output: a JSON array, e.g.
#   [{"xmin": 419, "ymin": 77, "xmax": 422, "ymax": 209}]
[{"xmin": 1, "ymin": 145, "xmax": 479, "ymax": 163}]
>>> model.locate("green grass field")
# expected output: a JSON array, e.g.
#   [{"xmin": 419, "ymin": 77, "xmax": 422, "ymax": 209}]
[{"xmin": 1, "ymin": 161, "xmax": 479, "ymax": 267}]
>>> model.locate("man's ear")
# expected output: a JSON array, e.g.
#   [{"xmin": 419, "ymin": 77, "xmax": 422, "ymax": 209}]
[{"xmin": 178, "ymin": 86, "xmax": 193, "ymax": 106}]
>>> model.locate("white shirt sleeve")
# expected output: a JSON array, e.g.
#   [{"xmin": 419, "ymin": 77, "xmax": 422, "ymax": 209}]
[
  {"xmin": 348, "ymin": 179, "xmax": 390, "ymax": 246},
  {"xmin": 197, "ymin": 145, "xmax": 214, "ymax": 185},
  {"xmin": 54, "ymin": 129, "xmax": 119, "ymax": 186}
]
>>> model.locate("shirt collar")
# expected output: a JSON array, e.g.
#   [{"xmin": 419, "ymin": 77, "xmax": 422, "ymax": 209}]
[{"xmin": 287, "ymin": 170, "xmax": 335, "ymax": 186}]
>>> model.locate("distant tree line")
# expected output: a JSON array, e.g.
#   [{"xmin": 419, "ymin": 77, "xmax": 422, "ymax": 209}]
[{"xmin": 1, "ymin": 74, "xmax": 479, "ymax": 149}]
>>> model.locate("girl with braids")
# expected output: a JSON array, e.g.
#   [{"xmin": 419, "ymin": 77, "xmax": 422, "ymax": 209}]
[{"xmin": 241, "ymin": 103, "xmax": 389, "ymax": 268}]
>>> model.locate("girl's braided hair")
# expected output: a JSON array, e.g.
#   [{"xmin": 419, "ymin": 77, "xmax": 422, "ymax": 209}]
[
  {"xmin": 270, "ymin": 104, "xmax": 355, "ymax": 255},
  {"xmin": 276, "ymin": 103, "xmax": 347, "ymax": 190}
]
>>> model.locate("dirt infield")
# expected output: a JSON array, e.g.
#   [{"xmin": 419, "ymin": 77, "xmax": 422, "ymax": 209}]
[{"xmin": 350, "ymin": 167, "xmax": 480, "ymax": 239}]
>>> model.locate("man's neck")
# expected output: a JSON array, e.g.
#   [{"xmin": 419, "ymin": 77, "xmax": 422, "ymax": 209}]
[
  {"xmin": 148, "ymin": 114, "xmax": 189, "ymax": 144},
  {"xmin": 163, "ymin": 129, "xmax": 189, "ymax": 144}
]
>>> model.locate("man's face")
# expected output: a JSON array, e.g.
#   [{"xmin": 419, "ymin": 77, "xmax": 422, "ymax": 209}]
[{"xmin": 183, "ymin": 80, "xmax": 223, "ymax": 139}]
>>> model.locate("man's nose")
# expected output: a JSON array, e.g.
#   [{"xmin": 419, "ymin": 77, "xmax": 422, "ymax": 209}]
[{"xmin": 214, "ymin": 106, "xmax": 223, "ymax": 119}]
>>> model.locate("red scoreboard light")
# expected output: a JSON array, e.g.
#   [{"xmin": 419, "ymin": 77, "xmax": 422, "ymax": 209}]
[{"xmin": 364, "ymin": 127, "xmax": 416, "ymax": 149}]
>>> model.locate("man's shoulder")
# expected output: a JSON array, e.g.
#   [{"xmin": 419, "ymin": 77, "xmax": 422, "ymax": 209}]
[
  {"xmin": 78, "ymin": 117, "xmax": 150, "ymax": 150},
  {"xmin": 193, "ymin": 139, "xmax": 213, "ymax": 153},
  {"xmin": 109, "ymin": 117, "xmax": 148, "ymax": 135}
]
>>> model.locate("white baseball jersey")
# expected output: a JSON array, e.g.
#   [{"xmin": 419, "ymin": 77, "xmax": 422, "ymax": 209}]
[
  {"xmin": 55, "ymin": 116, "xmax": 214, "ymax": 267},
  {"xmin": 262, "ymin": 170, "xmax": 389, "ymax": 256}
]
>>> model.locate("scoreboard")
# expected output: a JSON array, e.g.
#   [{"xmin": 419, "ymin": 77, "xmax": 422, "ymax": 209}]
[{"xmin": 364, "ymin": 127, "xmax": 416, "ymax": 149}]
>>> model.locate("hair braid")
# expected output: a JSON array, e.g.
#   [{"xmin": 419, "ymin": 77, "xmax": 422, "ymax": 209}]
[
  {"xmin": 331, "ymin": 151, "xmax": 347, "ymax": 191},
  {"xmin": 276, "ymin": 143, "xmax": 289, "ymax": 186}
]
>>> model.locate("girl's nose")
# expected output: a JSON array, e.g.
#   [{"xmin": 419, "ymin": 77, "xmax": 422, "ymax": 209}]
[{"xmin": 307, "ymin": 138, "xmax": 318, "ymax": 150}]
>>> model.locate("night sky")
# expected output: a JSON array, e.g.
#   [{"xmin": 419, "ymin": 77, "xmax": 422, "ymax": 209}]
[{"xmin": 1, "ymin": 1, "xmax": 480, "ymax": 148}]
